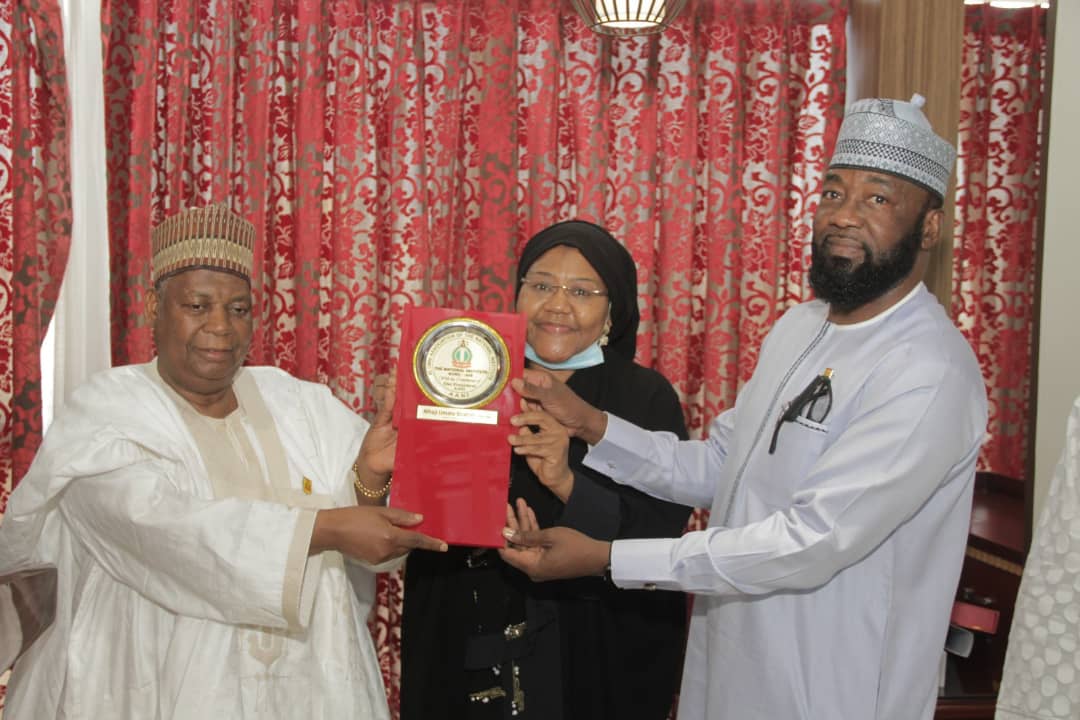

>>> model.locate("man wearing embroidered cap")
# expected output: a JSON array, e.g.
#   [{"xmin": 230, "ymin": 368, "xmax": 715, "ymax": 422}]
[
  {"xmin": 0, "ymin": 203, "xmax": 447, "ymax": 719},
  {"xmin": 500, "ymin": 96, "xmax": 988, "ymax": 720}
]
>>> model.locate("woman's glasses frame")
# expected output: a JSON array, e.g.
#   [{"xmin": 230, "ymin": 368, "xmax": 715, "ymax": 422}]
[{"xmin": 519, "ymin": 277, "xmax": 609, "ymax": 304}]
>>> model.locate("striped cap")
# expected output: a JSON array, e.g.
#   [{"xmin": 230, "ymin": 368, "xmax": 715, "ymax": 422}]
[
  {"xmin": 151, "ymin": 204, "xmax": 255, "ymax": 284},
  {"xmin": 829, "ymin": 94, "xmax": 956, "ymax": 200}
]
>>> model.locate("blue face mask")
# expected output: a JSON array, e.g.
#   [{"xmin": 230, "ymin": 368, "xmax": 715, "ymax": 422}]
[{"xmin": 525, "ymin": 341, "xmax": 605, "ymax": 371}]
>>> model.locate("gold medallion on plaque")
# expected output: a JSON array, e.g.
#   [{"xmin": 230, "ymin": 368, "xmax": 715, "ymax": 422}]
[{"xmin": 413, "ymin": 318, "xmax": 510, "ymax": 411}]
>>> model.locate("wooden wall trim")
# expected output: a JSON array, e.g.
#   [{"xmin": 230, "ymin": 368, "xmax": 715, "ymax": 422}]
[
  {"xmin": 847, "ymin": 0, "xmax": 965, "ymax": 308},
  {"xmin": 1025, "ymin": 1, "xmax": 1057, "ymax": 550}
]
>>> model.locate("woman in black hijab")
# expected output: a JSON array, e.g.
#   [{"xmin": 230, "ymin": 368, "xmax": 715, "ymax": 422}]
[{"xmin": 400, "ymin": 220, "xmax": 691, "ymax": 720}]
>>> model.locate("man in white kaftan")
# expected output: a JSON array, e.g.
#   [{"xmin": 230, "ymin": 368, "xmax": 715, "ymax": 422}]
[
  {"xmin": 0, "ymin": 204, "xmax": 444, "ymax": 719},
  {"xmin": 501, "ymin": 96, "xmax": 988, "ymax": 720},
  {"xmin": 585, "ymin": 283, "xmax": 985, "ymax": 719}
]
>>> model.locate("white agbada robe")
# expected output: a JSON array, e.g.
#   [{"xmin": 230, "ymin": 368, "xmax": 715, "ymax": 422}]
[
  {"xmin": 585, "ymin": 284, "xmax": 988, "ymax": 720},
  {"xmin": 996, "ymin": 395, "xmax": 1080, "ymax": 720},
  {"xmin": 0, "ymin": 361, "xmax": 390, "ymax": 719}
]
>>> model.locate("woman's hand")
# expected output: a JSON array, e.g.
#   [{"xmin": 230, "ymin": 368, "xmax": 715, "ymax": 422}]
[
  {"xmin": 499, "ymin": 498, "xmax": 610, "ymax": 582},
  {"xmin": 498, "ymin": 498, "xmax": 543, "ymax": 568},
  {"xmin": 502, "ymin": 498, "xmax": 540, "ymax": 543},
  {"xmin": 507, "ymin": 405, "xmax": 574, "ymax": 502}
]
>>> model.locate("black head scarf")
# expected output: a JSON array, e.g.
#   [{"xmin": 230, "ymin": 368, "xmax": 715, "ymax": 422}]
[{"xmin": 515, "ymin": 219, "xmax": 640, "ymax": 360}]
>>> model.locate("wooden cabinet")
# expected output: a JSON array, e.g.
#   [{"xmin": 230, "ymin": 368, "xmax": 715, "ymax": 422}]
[{"xmin": 935, "ymin": 473, "xmax": 1027, "ymax": 720}]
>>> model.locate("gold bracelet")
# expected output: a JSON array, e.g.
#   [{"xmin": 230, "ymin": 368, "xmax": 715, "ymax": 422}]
[{"xmin": 353, "ymin": 461, "xmax": 392, "ymax": 499}]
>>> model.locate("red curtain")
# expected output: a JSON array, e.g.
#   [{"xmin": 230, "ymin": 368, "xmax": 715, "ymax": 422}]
[
  {"xmin": 0, "ymin": 0, "xmax": 71, "ymax": 510},
  {"xmin": 0, "ymin": 0, "xmax": 71, "ymax": 708},
  {"xmin": 952, "ymin": 4, "xmax": 1046, "ymax": 481},
  {"xmin": 101, "ymin": 0, "xmax": 846, "ymax": 713}
]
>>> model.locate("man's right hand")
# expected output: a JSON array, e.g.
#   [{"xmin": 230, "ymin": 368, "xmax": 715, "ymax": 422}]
[
  {"xmin": 511, "ymin": 368, "xmax": 608, "ymax": 445},
  {"xmin": 310, "ymin": 506, "xmax": 447, "ymax": 564}
]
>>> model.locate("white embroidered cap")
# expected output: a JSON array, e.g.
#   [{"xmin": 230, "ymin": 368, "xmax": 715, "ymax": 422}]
[{"xmin": 828, "ymin": 94, "xmax": 956, "ymax": 200}]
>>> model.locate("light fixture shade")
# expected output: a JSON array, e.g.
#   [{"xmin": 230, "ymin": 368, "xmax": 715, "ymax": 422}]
[{"xmin": 570, "ymin": 0, "xmax": 690, "ymax": 36}]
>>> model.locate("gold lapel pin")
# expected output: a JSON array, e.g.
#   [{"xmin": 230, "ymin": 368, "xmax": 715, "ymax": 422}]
[{"xmin": 302, "ymin": 477, "xmax": 313, "ymax": 495}]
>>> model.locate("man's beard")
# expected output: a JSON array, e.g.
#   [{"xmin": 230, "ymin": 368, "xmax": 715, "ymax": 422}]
[{"xmin": 808, "ymin": 213, "xmax": 924, "ymax": 314}]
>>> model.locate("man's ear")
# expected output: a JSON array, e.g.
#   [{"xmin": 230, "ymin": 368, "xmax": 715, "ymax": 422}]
[
  {"xmin": 145, "ymin": 286, "xmax": 159, "ymax": 326},
  {"xmin": 920, "ymin": 207, "xmax": 943, "ymax": 251}
]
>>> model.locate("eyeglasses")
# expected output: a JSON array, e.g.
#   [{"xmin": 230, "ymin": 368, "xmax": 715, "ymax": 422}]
[
  {"xmin": 519, "ymin": 278, "xmax": 608, "ymax": 303},
  {"xmin": 768, "ymin": 368, "xmax": 833, "ymax": 454}
]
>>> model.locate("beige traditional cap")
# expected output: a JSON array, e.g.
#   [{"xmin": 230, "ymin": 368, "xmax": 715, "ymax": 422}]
[
  {"xmin": 150, "ymin": 204, "xmax": 255, "ymax": 284},
  {"xmin": 829, "ymin": 94, "xmax": 956, "ymax": 200}
]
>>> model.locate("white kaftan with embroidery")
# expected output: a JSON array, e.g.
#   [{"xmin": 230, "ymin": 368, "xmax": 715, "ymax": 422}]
[{"xmin": 0, "ymin": 361, "xmax": 388, "ymax": 719}]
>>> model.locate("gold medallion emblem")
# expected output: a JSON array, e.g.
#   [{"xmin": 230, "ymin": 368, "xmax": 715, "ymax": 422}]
[{"xmin": 413, "ymin": 317, "xmax": 510, "ymax": 410}]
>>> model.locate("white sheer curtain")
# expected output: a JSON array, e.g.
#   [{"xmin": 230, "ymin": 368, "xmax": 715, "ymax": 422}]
[{"xmin": 41, "ymin": 0, "xmax": 111, "ymax": 431}]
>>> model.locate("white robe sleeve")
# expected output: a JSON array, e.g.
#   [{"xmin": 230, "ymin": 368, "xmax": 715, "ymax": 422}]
[
  {"xmin": 58, "ymin": 457, "xmax": 316, "ymax": 629},
  {"xmin": 583, "ymin": 408, "xmax": 734, "ymax": 510},
  {"xmin": 610, "ymin": 364, "xmax": 981, "ymax": 595}
]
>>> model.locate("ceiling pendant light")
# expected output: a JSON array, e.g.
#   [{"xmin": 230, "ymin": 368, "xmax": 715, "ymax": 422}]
[{"xmin": 570, "ymin": 0, "xmax": 690, "ymax": 36}]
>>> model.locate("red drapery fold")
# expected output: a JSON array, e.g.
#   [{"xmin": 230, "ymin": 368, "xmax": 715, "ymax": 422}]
[
  {"xmin": 101, "ymin": 0, "xmax": 845, "ymax": 714},
  {"xmin": 952, "ymin": 4, "xmax": 1046, "ymax": 481},
  {"xmin": 0, "ymin": 0, "xmax": 71, "ymax": 509}
]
